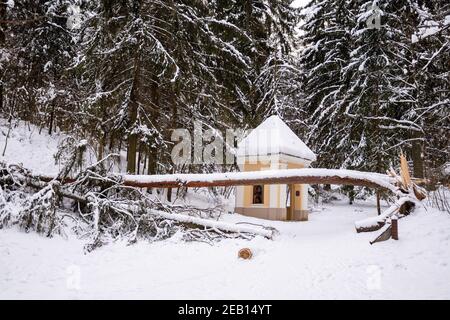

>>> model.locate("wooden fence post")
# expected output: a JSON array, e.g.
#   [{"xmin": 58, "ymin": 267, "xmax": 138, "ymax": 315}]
[
  {"xmin": 376, "ymin": 191, "xmax": 381, "ymax": 215},
  {"xmin": 391, "ymin": 217, "xmax": 398, "ymax": 240}
]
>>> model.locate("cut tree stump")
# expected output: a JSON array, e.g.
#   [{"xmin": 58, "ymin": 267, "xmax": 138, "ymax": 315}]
[
  {"xmin": 238, "ymin": 248, "xmax": 253, "ymax": 260},
  {"xmin": 391, "ymin": 217, "xmax": 399, "ymax": 240}
]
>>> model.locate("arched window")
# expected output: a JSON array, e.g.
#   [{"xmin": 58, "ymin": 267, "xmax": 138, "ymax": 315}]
[{"xmin": 252, "ymin": 185, "xmax": 264, "ymax": 204}]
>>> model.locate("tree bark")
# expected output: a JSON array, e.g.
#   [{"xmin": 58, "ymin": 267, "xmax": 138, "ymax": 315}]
[
  {"xmin": 126, "ymin": 55, "xmax": 141, "ymax": 174},
  {"xmin": 119, "ymin": 169, "xmax": 397, "ymax": 192},
  {"xmin": 411, "ymin": 132, "xmax": 424, "ymax": 178},
  {"xmin": 48, "ymin": 104, "xmax": 55, "ymax": 135},
  {"xmin": 166, "ymin": 84, "xmax": 178, "ymax": 202},
  {"xmin": 122, "ymin": 174, "xmax": 393, "ymax": 190},
  {"xmin": 147, "ymin": 75, "xmax": 160, "ymax": 175},
  {"xmin": 0, "ymin": 1, "xmax": 6, "ymax": 113},
  {"xmin": 126, "ymin": 107, "xmax": 138, "ymax": 174},
  {"xmin": 376, "ymin": 191, "xmax": 381, "ymax": 215},
  {"xmin": 36, "ymin": 168, "xmax": 397, "ymax": 193}
]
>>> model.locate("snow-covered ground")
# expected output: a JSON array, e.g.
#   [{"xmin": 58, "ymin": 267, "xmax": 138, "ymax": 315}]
[
  {"xmin": 1, "ymin": 119, "xmax": 449, "ymax": 299},
  {"xmin": 1, "ymin": 201, "xmax": 449, "ymax": 299},
  {"xmin": 0, "ymin": 118, "xmax": 65, "ymax": 175}
]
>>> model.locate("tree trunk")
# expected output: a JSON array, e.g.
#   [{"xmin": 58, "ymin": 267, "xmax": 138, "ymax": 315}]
[
  {"xmin": 118, "ymin": 169, "xmax": 397, "ymax": 191},
  {"xmin": 37, "ymin": 168, "xmax": 398, "ymax": 193},
  {"xmin": 0, "ymin": 2, "xmax": 6, "ymax": 113},
  {"xmin": 376, "ymin": 191, "xmax": 381, "ymax": 215},
  {"xmin": 147, "ymin": 146, "xmax": 157, "ymax": 175},
  {"xmin": 147, "ymin": 75, "xmax": 160, "ymax": 175},
  {"xmin": 137, "ymin": 143, "xmax": 142, "ymax": 174},
  {"xmin": 98, "ymin": 131, "xmax": 106, "ymax": 160},
  {"xmin": 411, "ymin": 132, "xmax": 424, "ymax": 178},
  {"xmin": 126, "ymin": 54, "xmax": 141, "ymax": 174},
  {"xmin": 166, "ymin": 84, "xmax": 178, "ymax": 202},
  {"xmin": 48, "ymin": 104, "xmax": 55, "ymax": 135},
  {"xmin": 127, "ymin": 111, "xmax": 138, "ymax": 173}
]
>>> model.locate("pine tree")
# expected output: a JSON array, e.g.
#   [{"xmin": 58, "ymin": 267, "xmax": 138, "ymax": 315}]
[
  {"xmin": 0, "ymin": 1, "xmax": 7, "ymax": 112},
  {"xmin": 75, "ymin": 0, "xmax": 192, "ymax": 173},
  {"xmin": 1, "ymin": 0, "xmax": 76, "ymax": 131},
  {"xmin": 408, "ymin": 0, "xmax": 450, "ymax": 174},
  {"xmin": 299, "ymin": 0, "xmax": 448, "ymax": 175},
  {"xmin": 299, "ymin": 0, "xmax": 356, "ymax": 169},
  {"xmin": 73, "ymin": 0, "xmax": 299, "ymax": 174},
  {"xmin": 213, "ymin": 0, "xmax": 298, "ymax": 127},
  {"xmin": 74, "ymin": 0, "xmax": 250, "ymax": 174}
]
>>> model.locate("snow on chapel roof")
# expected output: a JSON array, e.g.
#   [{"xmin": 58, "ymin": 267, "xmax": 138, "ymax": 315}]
[{"xmin": 237, "ymin": 115, "xmax": 316, "ymax": 162}]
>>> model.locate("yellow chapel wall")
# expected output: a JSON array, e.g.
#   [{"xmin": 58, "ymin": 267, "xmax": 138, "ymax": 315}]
[
  {"xmin": 240, "ymin": 160, "xmax": 306, "ymax": 210},
  {"xmin": 242, "ymin": 161, "xmax": 270, "ymax": 208}
]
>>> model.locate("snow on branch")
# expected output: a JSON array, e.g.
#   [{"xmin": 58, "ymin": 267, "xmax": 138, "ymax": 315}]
[
  {"xmin": 0, "ymin": 161, "xmax": 277, "ymax": 251},
  {"xmin": 145, "ymin": 209, "xmax": 275, "ymax": 239},
  {"xmin": 120, "ymin": 168, "xmax": 399, "ymax": 193}
]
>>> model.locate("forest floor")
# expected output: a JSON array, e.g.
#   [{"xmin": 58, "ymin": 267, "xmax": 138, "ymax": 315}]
[{"xmin": 1, "ymin": 119, "xmax": 449, "ymax": 299}]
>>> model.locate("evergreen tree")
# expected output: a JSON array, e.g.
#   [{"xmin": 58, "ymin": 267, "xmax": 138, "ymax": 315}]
[
  {"xmin": 299, "ymin": 0, "xmax": 356, "ymax": 169},
  {"xmin": 75, "ymin": 0, "xmax": 298, "ymax": 174},
  {"xmin": 408, "ymin": 0, "xmax": 450, "ymax": 174},
  {"xmin": 213, "ymin": 0, "xmax": 298, "ymax": 127},
  {"xmin": 1, "ymin": 0, "xmax": 76, "ymax": 132},
  {"xmin": 299, "ymin": 0, "xmax": 449, "ymax": 175}
]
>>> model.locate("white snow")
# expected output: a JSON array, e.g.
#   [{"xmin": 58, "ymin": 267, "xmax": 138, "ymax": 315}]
[
  {"xmin": 237, "ymin": 115, "xmax": 316, "ymax": 162},
  {"xmin": 354, "ymin": 197, "xmax": 411, "ymax": 230},
  {"xmin": 146, "ymin": 208, "xmax": 274, "ymax": 238},
  {"xmin": 290, "ymin": 0, "xmax": 310, "ymax": 9},
  {"xmin": 0, "ymin": 118, "xmax": 65, "ymax": 175},
  {"xmin": 1, "ymin": 117, "xmax": 450, "ymax": 300},
  {"xmin": 1, "ymin": 200, "xmax": 449, "ymax": 299},
  {"xmin": 412, "ymin": 16, "xmax": 450, "ymax": 43},
  {"xmin": 123, "ymin": 168, "xmax": 398, "ymax": 194},
  {"xmin": 66, "ymin": 4, "xmax": 82, "ymax": 30}
]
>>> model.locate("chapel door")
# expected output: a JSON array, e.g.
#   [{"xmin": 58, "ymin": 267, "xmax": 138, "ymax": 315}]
[{"xmin": 286, "ymin": 184, "xmax": 295, "ymax": 221}]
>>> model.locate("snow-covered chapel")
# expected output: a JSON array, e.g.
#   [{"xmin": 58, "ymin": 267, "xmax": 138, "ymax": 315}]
[{"xmin": 234, "ymin": 115, "xmax": 316, "ymax": 221}]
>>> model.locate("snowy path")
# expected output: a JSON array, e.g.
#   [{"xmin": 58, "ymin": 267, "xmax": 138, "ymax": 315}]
[{"xmin": 1, "ymin": 200, "xmax": 449, "ymax": 299}]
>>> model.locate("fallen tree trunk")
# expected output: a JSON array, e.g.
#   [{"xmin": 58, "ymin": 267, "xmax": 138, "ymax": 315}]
[
  {"xmin": 121, "ymin": 169, "xmax": 398, "ymax": 192},
  {"xmin": 38, "ymin": 168, "xmax": 398, "ymax": 193},
  {"xmin": 1, "ymin": 163, "xmax": 276, "ymax": 240},
  {"xmin": 355, "ymin": 197, "xmax": 413, "ymax": 233},
  {"xmin": 4, "ymin": 162, "xmax": 406, "ymax": 239}
]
